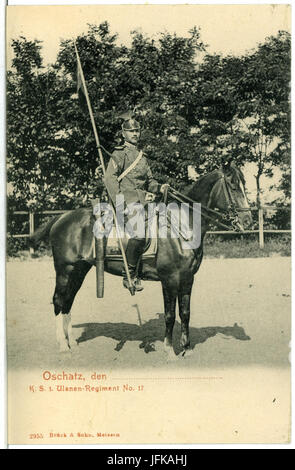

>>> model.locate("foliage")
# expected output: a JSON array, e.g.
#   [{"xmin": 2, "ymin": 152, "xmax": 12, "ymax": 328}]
[
  {"xmin": 234, "ymin": 31, "xmax": 291, "ymax": 205},
  {"xmin": 7, "ymin": 25, "xmax": 291, "ymax": 218},
  {"xmin": 7, "ymin": 37, "xmax": 85, "ymax": 210},
  {"xmin": 190, "ymin": 32, "xmax": 291, "ymax": 206}
]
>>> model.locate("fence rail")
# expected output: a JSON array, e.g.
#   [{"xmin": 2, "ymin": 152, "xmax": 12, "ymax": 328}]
[{"xmin": 9, "ymin": 206, "xmax": 291, "ymax": 253}]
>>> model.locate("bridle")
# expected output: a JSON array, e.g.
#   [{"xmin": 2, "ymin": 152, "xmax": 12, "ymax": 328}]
[
  {"xmin": 167, "ymin": 169, "xmax": 248, "ymax": 232},
  {"xmin": 208, "ymin": 173, "xmax": 235, "ymax": 209},
  {"xmin": 207, "ymin": 172, "xmax": 245, "ymax": 230},
  {"xmin": 99, "ymin": 143, "xmax": 248, "ymax": 230}
]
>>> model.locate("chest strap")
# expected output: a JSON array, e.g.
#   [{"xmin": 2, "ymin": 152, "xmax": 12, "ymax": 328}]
[{"xmin": 117, "ymin": 150, "xmax": 143, "ymax": 182}]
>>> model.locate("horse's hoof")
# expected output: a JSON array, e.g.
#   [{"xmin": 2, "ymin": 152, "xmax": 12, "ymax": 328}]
[
  {"xmin": 59, "ymin": 344, "xmax": 70, "ymax": 353},
  {"xmin": 165, "ymin": 349, "xmax": 178, "ymax": 362},
  {"xmin": 68, "ymin": 339, "xmax": 78, "ymax": 350},
  {"xmin": 57, "ymin": 340, "xmax": 70, "ymax": 353},
  {"xmin": 167, "ymin": 354, "xmax": 178, "ymax": 363},
  {"xmin": 181, "ymin": 348, "xmax": 194, "ymax": 358},
  {"xmin": 163, "ymin": 339, "xmax": 177, "ymax": 361}
]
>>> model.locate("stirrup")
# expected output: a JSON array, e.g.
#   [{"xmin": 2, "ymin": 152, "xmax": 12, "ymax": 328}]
[
  {"xmin": 123, "ymin": 277, "xmax": 144, "ymax": 292},
  {"xmin": 134, "ymin": 277, "xmax": 144, "ymax": 292}
]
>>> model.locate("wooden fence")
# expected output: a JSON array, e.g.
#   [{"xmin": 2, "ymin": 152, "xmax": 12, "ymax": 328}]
[{"xmin": 9, "ymin": 206, "xmax": 291, "ymax": 254}]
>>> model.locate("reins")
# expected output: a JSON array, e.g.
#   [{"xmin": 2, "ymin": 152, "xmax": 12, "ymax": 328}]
[
  {"xmin": 99, "ymin": 143, "xmax": 246, "ymax": 231},
  {"xmin": 167, "ymin": 171, "xmax": 247, "ymax": 232},
  {"xmin": 168, "ymin": 187, "xmax": 232, "ymax": 231}
]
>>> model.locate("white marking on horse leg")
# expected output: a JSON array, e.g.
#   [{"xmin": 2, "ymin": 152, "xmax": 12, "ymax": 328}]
[
  {"xmin": 62, "ymin": 313, "xmax": 77, "ymax": 349},
  {"xmin": 55, "ymin": 314, "xmax": 69, "ymax": 352},
  {"xmin": 181, "ymin": 348, "xmax": 194, "ymax": 358},
  {"xmin": 166, "ymin": 350, "xmax": 179, "ymax": 362},
  {"xmin": 163, "ymin": 338, "xmax": 177, "ymax": 361}
]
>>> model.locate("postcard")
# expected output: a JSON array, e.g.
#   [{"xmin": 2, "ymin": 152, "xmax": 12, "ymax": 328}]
[{"xmin": 6, "ymin": 3, "xmax": 291, "ymax": 445}]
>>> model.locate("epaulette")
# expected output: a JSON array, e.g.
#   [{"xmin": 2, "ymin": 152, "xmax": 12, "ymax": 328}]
[{"xmin": 113, "ymin": 145, "xmax": 125, "ymax": 150}]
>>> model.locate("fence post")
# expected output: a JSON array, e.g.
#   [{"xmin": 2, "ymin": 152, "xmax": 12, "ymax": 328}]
[
  {"xmin": 29, "ymin": 212, "xmax": 34, "ymax": 255},
  {"xmin": 258, "ymin": 207, "xmax": 264, "ymax": 249}
]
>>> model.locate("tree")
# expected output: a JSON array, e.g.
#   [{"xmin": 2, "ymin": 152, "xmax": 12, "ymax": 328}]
[
  {"xmin": 7, "ymin": 37, "xmax": 84, "ymax": 210},
  {"xmin": 236, "ymin": 31, "xmax": 291, "ymax": 206},
  {"xmin": 7, "ymin": 26, "xmax": 290, "ymax": 213},
  {"xmin": 186, "ymin": 31, "xmax": 291, "ymax": 207},
  {"xmin": 55, "ymin": 23, "xmax": 206, "ymax": 190}
]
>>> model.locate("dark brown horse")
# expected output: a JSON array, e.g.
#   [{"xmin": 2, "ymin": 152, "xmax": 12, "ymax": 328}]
[{"xmin": 31, "ymin": 164, "xmax": 252, "ymax": 358}]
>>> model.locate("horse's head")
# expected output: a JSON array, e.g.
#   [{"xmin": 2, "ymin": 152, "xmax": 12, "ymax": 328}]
[{"xmin": 207, "ymin": 162, "xmax": 252, "ymax": 230}]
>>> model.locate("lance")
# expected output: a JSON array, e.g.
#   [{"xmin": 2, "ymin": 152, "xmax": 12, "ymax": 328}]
[{"xmin": 74, "ymin": 42, "xmax": 135, "ymax": 296}]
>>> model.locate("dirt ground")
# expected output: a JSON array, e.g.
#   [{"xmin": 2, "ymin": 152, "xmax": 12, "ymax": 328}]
[
  {"xmin": 6, "ymin": 257, "xmax": 291, "ymax": 370},
  {"xmin": 6, "ymin": 257, "xmax": 291, "ymax": 444}
]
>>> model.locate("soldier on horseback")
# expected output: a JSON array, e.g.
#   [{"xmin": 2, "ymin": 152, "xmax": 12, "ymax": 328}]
[{"xmin": 104, "ymin": 116, "xmax": 168, "ymax": 292}]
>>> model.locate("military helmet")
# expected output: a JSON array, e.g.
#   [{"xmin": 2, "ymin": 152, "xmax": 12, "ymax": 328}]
[{"xmin": 121, "ymin": 118, "xmax": 141, "ymax": 131}]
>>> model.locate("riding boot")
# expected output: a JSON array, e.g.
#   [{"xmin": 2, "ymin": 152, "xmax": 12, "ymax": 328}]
[
  {"xmin": 122, "ymin": 238, "xmax": 145, "ymax": 292},
  {"xmin": 122, "ymin": 263, "xmax": 144, "ymax": 291}
]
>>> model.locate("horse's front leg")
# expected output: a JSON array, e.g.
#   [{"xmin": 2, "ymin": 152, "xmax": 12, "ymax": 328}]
[
  {"xmin": 178, "ymin": 291, "xmax": 192, "ymax": 355},
  {"xmin": 162, "ymin": 284, "xmax": 177, "ymax": 360}
]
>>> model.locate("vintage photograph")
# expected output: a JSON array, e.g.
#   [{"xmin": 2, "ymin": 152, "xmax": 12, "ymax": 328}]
[{"xmin": 6, "ymin": 3, "xmax": 291, "ymax": 445}]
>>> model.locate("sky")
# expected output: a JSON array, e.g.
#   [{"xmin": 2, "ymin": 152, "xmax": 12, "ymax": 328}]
[
  {"xmin": 5, "ymin": 2, "xmax": 292, "ymax": 202},
  {"xmin": 6, "ymin": 3, "xmax": 291, "ymax": 65}
]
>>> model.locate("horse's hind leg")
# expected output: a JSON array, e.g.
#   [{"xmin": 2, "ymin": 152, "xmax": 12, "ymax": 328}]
[
  {"xmin": 178, "ymin": 292, "xmax": 192, "ymax": 355},
  {"xmin": 162, "ymin": 284, "xmax": 177, "ymax": 360},
  {"xmin": 53, "ymin": 268, "xmax": 71, "ymax": 352},
  {"xmin": 178, "ymin": 280, "xmax": 194, "ymax": 356},
  {"xmin": 53, "ymin": 261, "xmax": 92, "ymax": 351}
]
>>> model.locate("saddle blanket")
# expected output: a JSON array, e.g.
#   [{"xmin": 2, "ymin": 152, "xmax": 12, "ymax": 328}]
[{"xmin": 104, "ymin": 232, "xmax": 157, "ymax": 260}]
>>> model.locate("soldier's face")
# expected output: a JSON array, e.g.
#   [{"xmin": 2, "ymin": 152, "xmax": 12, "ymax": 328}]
[{"xmin": 123, "ymin": 129, "xmax": 140, "ymax": 145}]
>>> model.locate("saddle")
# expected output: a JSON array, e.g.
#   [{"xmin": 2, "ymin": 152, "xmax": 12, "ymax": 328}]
[
  {"xmin": 90, "ymin": 191, "xmax": 196, "ymax": 264},
  {"xmin": 94, "ymin": 198, "xmax": 159, "ymax": 262},
  {"xmin": 104, "ymin": 229, "xmax": 157, "ymax": 261}
]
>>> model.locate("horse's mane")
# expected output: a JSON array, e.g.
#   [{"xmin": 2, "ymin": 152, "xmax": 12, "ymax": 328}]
[
  {"xmin": 185, "ymin": 169, "xmax": 222, "ymax": 201},
  {"xmin": 187, "ymin": 164, "xmax": 245, "ymax": 192},
  {"xmin": 184, "ymin": 164, "xmax": 245, "ymax": 204},
  {"xmin": 227, "ymin": 164, "xmax": 246, "ymax": 186},
  {"xmin": 192, "ymin": 169, "xmax": 221, "ymax": 186}
]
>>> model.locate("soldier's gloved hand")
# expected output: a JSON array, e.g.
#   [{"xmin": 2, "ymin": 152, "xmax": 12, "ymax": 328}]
[{"xmin": 160, "ymin": 183, "xmax": 170, "ymax": 194}]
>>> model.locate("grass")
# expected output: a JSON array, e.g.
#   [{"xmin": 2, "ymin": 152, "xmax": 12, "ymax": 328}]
[
  {"xmin": 203, "ymin": 234, "xmax": 291, "ymax": 258},
  {"xmin": 7, "ymin": 234, "xmax": 291, "ymax": 261}
]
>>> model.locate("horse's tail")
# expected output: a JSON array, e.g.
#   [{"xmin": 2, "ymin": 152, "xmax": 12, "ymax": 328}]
[{"xmin": 29, "ymin": 215, "xmax": 61, "ymax": 247}]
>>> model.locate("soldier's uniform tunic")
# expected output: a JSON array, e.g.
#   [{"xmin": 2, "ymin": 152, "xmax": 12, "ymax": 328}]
[{"xmin": 104, "ymin": 141, "xmax": 161, "ymax": 207}]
